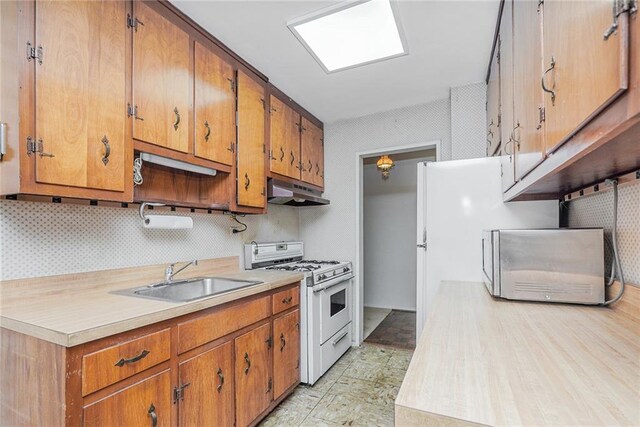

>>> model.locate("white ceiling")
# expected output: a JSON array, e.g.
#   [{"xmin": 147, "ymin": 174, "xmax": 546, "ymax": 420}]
[{"xmin": 171, "ymin": 0, "xmax": 499, "ymax": 123}]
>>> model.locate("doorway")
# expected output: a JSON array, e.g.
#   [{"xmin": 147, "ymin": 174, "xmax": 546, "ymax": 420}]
[{"xmin": 354, "ymin": 140, "xmax": 440, "ymax": 346}]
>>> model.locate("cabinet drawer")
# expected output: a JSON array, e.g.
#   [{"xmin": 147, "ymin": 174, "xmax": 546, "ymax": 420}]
[
  {"xmin": 178, "ymin": 296, "xmax": 271, "ymax": 354},
  {"xmin": 82, "ymin": 328, "xmax": 171, "ymax": 396},
  {"xmin": 272, "ymin": 285, "xmax": 300, "ymax": 315}
]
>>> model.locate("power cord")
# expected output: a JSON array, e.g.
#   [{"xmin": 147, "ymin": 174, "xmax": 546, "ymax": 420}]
[
  {"xmin": 230, "ymin": 213, "xmax": 247, "ymax": 234},
  {"xmin": 601, "ymin": 179, "xmax": 625, "ymax": 306}
]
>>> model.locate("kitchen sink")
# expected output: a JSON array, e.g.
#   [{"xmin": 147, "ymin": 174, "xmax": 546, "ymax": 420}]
[{"xmin": 112, "ymin": 277, "xmax": 263, "ymax": 303}]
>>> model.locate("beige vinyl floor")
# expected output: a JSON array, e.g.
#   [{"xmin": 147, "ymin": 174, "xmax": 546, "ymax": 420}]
[{"xmin": 260, "ymin": 343, "xmax": 413, "ymax": 427}]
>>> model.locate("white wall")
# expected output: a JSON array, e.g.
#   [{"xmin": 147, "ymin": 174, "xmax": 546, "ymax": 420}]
[
  {"xmin": 363, "ymin": 156, "xmax": 434, "ymax": 311},
  {"xmin": 0, "ymin": 200, "xmax": 299, "ymax": 280}
]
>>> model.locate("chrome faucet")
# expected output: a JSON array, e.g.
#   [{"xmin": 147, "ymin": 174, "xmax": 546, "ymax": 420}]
[{"xmin": 165, "ymin": 260, "xmax": 198, "ymax": 282}]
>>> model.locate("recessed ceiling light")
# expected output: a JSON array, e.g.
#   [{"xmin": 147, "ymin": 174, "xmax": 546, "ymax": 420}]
[{"xmin": 288, "ymin": 0, "xmax": 408, "ymax": 74}]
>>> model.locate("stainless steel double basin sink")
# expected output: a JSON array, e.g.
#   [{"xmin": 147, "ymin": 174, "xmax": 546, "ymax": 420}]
[{"xmin": 112, "ymin": 277, "xmax": 263, "ymax": 303}]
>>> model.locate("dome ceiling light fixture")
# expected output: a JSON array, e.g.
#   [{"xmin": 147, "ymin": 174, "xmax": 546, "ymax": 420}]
[{"xmin": 376, "ymin": 155, "xmax": 395, "ymax": 179}]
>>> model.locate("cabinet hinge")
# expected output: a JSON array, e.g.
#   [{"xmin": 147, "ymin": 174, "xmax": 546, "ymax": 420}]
[
  {"xmin": 267, "ymin": 378, "xmax": 273, "ymax": 393},
  {"xmin": 266, "ymin": 336, "xmax": 273, "ymax": 349},
  {"xmin": 26, "ymin": 137, "xmax": 54, "ymax": 158},
  {"xmin": 236, "ymin": 111, "xmax": 239, "ymax": 127},
  {"xmin": 127, "ymin": 14, "xmax": 144, "ymax": 31},
  {"xmin": 604, "ymin": 0, "xmax": 635, "ymax": 40},
  {"xmin": 173, "ymin": 383, "xmax": 190, "ymax": 404},
  {"xmin": 263, "ymin": 144, "xmax": 266, "ymax": 154},
  {"xmin": 229, "ymin": 79, "xmax": 236, "ymax": 93},
  {"xmin": 537, "ymin": 0, "xmax": 544, "ymax": 13},
  {"xmin": 497, "ymin": 113, "xmax": 501, "ymax": 127},
  {"xmin": 26, "ymin": 42, "xmax": 43, "ymax": 65},
  {"xmin": 296, "ymin": 359, "xmax": 300, "ymax": 369}
]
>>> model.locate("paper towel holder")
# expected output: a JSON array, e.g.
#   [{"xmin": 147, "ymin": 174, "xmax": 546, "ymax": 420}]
[{"xmin": 139, "ymin": 202, "xmax": 166, "ymax": 225}]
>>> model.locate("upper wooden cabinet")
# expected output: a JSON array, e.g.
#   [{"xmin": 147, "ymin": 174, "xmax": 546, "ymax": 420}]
[
  {"xmin": 499, "ymin": 0, "xmax": 516, "ymax": 193},
  {"xmin": 512, "ymin": 0, "xmax": 545, "ymax": 180},
  {"xmin": 269, "ymin": 95, "xmax": 301, "ymax": 180},
  {"xmin": 300, "ymin": 117, "xmax": 324, "ymax": 188},
  {"xmin": 132, "ymin": 2, "xmax": 190, "ymax": 153},
  {"xmin": 194, "ymin": 42, "xmax": 236, "ymax": 166},
  {"xmin": 34, "ymin": 0, "xmax": 127, "ymax": 193},
  {"xmin": 542, "ymin": 0, "xmax": 629, "ymax": 153},
  {"xmin": 486, "ymin": 43, "xmax": 501, "ymax": 157},
  {"xmin": 236, "ymin": 71, "xmax": 266, "ymax": 209}
]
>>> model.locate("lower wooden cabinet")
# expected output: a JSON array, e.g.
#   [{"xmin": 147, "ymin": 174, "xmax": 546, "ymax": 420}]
[
  {"xmin": 273, "ymin": 309, "xmax": 300, "ymax": 399},
  {"xmin": 178, "ymin": 341, "xmax": 234, "ymax": 427},
  {"xmin": 235, "ymin": 322, "xmax": 273, "ymax": 426},
  {"xmin": 0, "ymin": 283, "xmax": 301, "ymax": 427},
  {"xmin": 84, "ymin": 370, "xmax": 172, "ymax": 427}
]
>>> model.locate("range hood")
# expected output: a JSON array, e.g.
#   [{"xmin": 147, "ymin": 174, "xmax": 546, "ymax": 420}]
[{"xmin": 267, "ymin": 179, "xmax": 329, "ymax": 206}]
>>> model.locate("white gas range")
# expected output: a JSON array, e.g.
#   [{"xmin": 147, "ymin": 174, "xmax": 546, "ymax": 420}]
[{"xmin": 244, "ymin": 241, "xmax": 353, "ymax": 385}]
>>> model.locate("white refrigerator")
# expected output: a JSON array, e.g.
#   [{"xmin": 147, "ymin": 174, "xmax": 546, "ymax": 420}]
[{"xmin": 416, "ymin": 157, "xmax": 558, "ymax": 338}]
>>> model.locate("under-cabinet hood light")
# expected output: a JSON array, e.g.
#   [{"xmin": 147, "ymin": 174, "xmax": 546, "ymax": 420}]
[
  {"xmin": 139, "ymin": 152, "xmax": 217, "ymax": 176},
  {"xmin": 288, "ymin": 0, "xmax": 408, "ymax": 73}
]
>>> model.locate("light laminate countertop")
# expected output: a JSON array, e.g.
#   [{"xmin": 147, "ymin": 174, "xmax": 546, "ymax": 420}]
[
  {"xmin": 0, "ymin": 257, "xmax": 304, "ymax": 347},
  {"xmin": 395, "ymin": 281, "xmax": 640, "ymax": 426}
]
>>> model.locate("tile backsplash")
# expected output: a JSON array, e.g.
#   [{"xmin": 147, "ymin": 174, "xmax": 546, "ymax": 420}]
[
  {"xmin": 0, "ymin": 200, "xmax": 299, "ymax": 281},
  {"xmin": 567, "ymin": 180, "xmax": 640, "ymax": 285}
]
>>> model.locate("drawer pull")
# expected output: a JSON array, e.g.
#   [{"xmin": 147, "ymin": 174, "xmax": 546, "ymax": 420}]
[
  {"xmin": 216, "ymin": 367, "xmax": 224, "ymax": 392},
  {"xmin": 280, "ymin": 333, "xmax": 286, "ymax": 352},
  {"xmin": 148, "ymin": 403, "xmax": 157, "ymax": 427},
  {"xmin": 114, "ymin": 349, "xmax": 150, "ymax": 367},
  {"xmin": 282, "ymin": 296, "xmax": 293, "ymax": 304},
  {"xmin": 332, "ymin": 331, "xmax": 348, "ymax": 346},
  {"xmin": 244, "ymin": 352, "xmax": 251, "ymax": 375}
]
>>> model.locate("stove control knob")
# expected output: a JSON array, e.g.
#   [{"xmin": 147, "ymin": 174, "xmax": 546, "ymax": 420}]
[
  {"xmin": 343, "ymin": 267, "xmax": 350, "ymax": 273},
  {"xmin": 318, "ymin": 274, "xmax": 326, "ymax": 280}
]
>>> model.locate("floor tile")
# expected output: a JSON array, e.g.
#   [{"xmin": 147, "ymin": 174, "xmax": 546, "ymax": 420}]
[{"xmin": 364, "ymin": 310, "xmax": 416, "ymax": 350}]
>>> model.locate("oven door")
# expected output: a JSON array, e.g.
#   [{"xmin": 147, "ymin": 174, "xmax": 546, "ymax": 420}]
[{"xmin": 316, "ymin": 278, "xmax": 352, "ymax": 344}]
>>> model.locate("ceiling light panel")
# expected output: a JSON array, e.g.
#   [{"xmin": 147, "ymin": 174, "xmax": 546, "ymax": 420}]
[{"xmin": 288, "ymin": 0, "xmax": 408, "ymax": 73}]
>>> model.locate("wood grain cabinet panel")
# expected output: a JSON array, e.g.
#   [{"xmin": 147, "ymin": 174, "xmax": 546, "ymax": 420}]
[
  {"xmin": 272, "ymin": 286, "xmax": 300, "ymax": 315},
  {"xmin": 270, "ymin": 95, "xmax": 301, "ymax": 179},
  {"xmin": 234, "ymin": 322, "xmax": 272, "ymax": 427},
  {"xmin": 273, "ymin": 309, "xmax": 300, "ymax": 400},
  {"xmin": 132, "ymin": 2, "xmax": 190, "ymax": 153},
  {"xmin": 194, "ymin": 42, "xmax": 235, "ymax": 166},
  {"xmin": 499, "ymin": 0, "xmax": 516, "ymax": 192},
  {"xmin": 486, "ymin": 44, "xmax": 501, "ymax": 157},
  {"xmin": 83, "ymin": 369, "xmax": 172, "ymax": 427},
  {"xmin": 178, "ymin": 341, "xmax": 234, "ymax": 427},
  {"xmin": 236, "ymin": 71, "xmax": 266, "ymax": 208},
  {"xmin": 542, "ymin": 0, "xmax": 629, "ymax": 153},
  {"xmin": 300, "ymin": 117, "xmax": 324, "ymax": 188},
  {"xmin": 81, "ymin": 328, "xmax": 171, "ymax": 396},
  {"xmin": 513, "ymin": 0, "xmax": 545, "ymax": 180},
  {"xmin": 34, "ymin": 0, "xmax": 126, "ymax": 192}
]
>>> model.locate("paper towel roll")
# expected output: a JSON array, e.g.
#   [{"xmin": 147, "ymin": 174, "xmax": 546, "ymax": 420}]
[{"xmin": 143, "ymin": 215, "xmax": 193, "ymax": 229}]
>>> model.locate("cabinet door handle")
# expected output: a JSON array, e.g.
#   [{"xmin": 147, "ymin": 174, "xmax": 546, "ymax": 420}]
[
  {"xmin": 244, "ymin": 173, "xmax": 250, "ymax": 190},
  {"xmin": 101, "ymin": 135, "xmax": 110, "ymax": 166},
  {"xmin": 216, "ymin": 367, "xmax": 224, "ymax": 392},
  {"xmin": 204, "ymin": 121, "xmax": 211, "ymax": 142},
  {"xmin": 227, "ymin": 142, "xmax": 234, "ymax": 153},
  {"xmin": 148, "ymin": 403, "xmax": 157, "ymax": 427},
  {"xmin": 308, "ymin": 159, "xmax": 312, "ymax": 172},
  {"xmin": 280, "ymin": 146, "xmax": 285, "ymax": 162},
  {"xmin": 114, "ymin": 349, "xmax": 150, "ymax": 367},
  {"xmin": 290, "ymin": 151, "xmax": 295, "ymax": 166},
  {"xmin": 244, "ymin": 352, "xmax": 251, "ymax": 374},
  {"xmin": 173, "ymin": 107, "xmax": 181, "ymax": 130},
  {"xmin": 316, "ymin": 163, "xmax": 319, "ymax": 175},
  {"xmin": 513, "ymin": 122, "xmax": 521, "ymax": 150},
  {"xmin": 280, "ymin": 333, "xmax": 286, "ymax": 352},
  {"xmin": 541, "ymin": 57, "xmax": 556, "ymax": 106}
]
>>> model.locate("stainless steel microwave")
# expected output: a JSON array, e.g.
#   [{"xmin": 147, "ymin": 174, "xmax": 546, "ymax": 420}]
[{"xmin": 482, "ymin": 229, "xmax": 604, "ymax": 305}]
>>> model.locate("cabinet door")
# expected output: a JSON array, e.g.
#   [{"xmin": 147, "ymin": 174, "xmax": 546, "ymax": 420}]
[
  {"xmin": 237, "ymin": 71, "xmax": 266, "ymax": 208},
  {"xmin": 34, "ymin": 0, "xmax": 126, "ymax": 192},
  {"xmin": 84, "ymin": 370, "xmax": 172, "ymax": 427},
  {"xmin": 235, "ymin": 322, "xmax": 271, "ymax": 427},
  {"xmin": 269, "ymin": 96, "xmax": 301, "ymax": 180},
  {"xmin": 273, "ymin": 309, "xmax": 300, "ymax": 400},
  {"xmin": 300, "ymin": 117, "xmax": 324, "ymax": 188},
  {"xmin": 179, "ymin": 341, "xmax": 234, "ymax": 427},
  {"xmin": 132, "ymin": 2, "xmax": 190, "ymax": 153},
  {"xmin": 543, "ymin": 0, "xmax": 628, "ymax": 153},
  {"xmin": 486, "ymin": 44, "xmax": 501, "ymax": 157},
  {"xmin": 513, "ymin": 0, "xmax": 545, "ymax": 180},
  {"xmin": 499, "ymin": 0, "xmax": 516, "ymax": 193},
  {"xmin": 194, "ymin": 42, "xmax": 235, "ymax": 166}
]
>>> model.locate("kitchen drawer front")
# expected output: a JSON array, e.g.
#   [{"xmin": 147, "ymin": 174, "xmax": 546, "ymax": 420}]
[
  {"xmin": 178, "ymin": 296, "xmax": 271, "ymax": 354},
  {"xmin": 321, "ymin": 323, "xmax": 351, "ymax": 374},
  {"xmin": 272, "ymin": 285, "xmax": 300, "ymax": 315},
  {"xmin": 82, "ymin": 328, "xmax": 171, "ymax": 396}
]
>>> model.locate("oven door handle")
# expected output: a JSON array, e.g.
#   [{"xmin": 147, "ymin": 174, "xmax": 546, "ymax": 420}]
[{"xmin": 312, "ymin": 277, "xmax": 352, "ymax": 293}]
